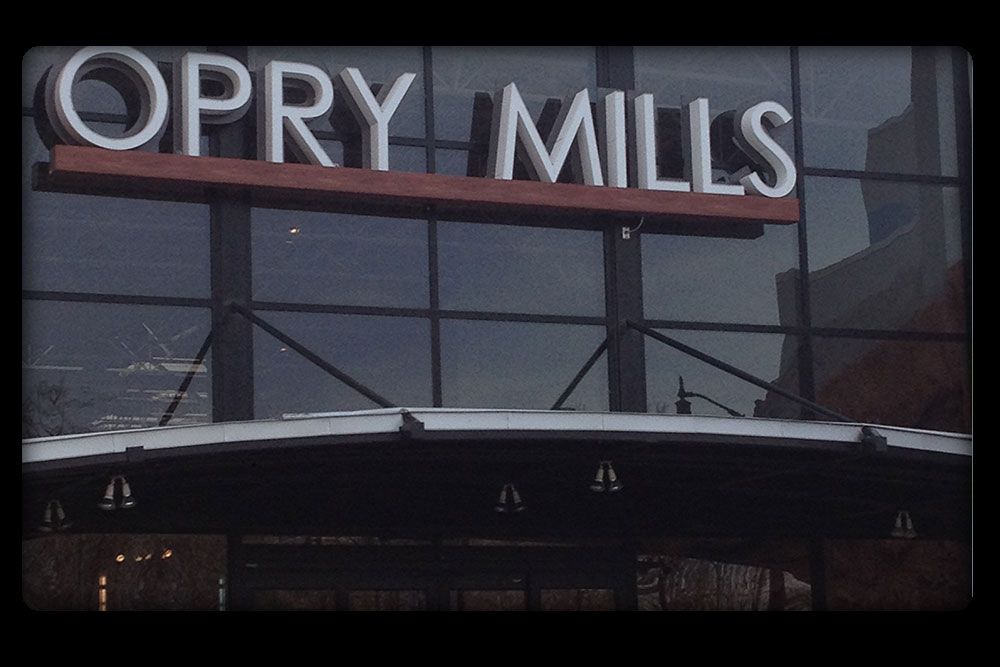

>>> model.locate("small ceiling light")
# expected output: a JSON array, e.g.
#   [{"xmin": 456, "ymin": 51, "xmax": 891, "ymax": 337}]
[
  {"xmin": 39, "ymin": 500, "xmax": 71, "ymax": 532},
  {"xmin": 494, "ymin": 483, "xmax": 525, "ymax": 513},
  {"xmin": 115, "ymin": 554, "xmax": 125, "ymax": 563},
  {"xmin": 98, "ymin": 476, "xmax": 137, "ymax": 511},
  {"xmin": 98, "ymin": 480, "xmax": 117, "ymax": 511},
  {"xmin": 589, "ymin": 461, "xmax": 623, "ymax": 493},
  {"xmin": 162, "ymin": 549, "xmax": 173, "ymax": 559},
  {"xmin": 135, "ymin": 555, "xmax": 143, "ymax": 562},
  {"xmin": 119, "ymin": 478, "xmax": 137, "ymax": 509},
  {"xmin": 891, "ymin": 510, "xmax": 917, "ymax": 539},
  {"xmin": 289, "ymin": 226, "xmax": 301, "ymax": 235}
]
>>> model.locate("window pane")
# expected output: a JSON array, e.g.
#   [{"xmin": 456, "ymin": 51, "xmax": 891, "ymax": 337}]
[
  {"xmin": 799, "ymin": 46, "xmax": 959, "ymax": 176},
  {"xmin": 642, "ymin": 224, "xmax": 800, "ymax": 326},
  {"xmin": 441, "ymin": 321, "xmax": 608, "ymax": 410},
  {"xmin": 438, "ymin": 222, "xmax": 604, "ymax": 316},
  {"xmin": 433, "ymin": 46, "xmax": 597, "ymax": 143},
  {"xmin": 22, "ymin": 301, "xmax": 212, "ymax": 437},
  {"xmin": 253, "ymin": 312, "xmax": 431, "ymax": 417},
  {"xmin": 22, "ymin": 118, "xmax": 210, "ymax": 297},
  {"xmin": 248, "ymin": 46, "xmax": 425, "ymax": 140},
  {"xmin": 252, "ymin": 209, "xmax": 428, "ymax": 308},
  {"xmin": 805, "ymin": 177, "xmax": 965, "ymax": 332},
  {"xmin": 645, "ymin": 330, "xmax": 800, "ymax": 419},
  {"xmin": 813, "ymin": 337, "xmax": 970, "ymax": 432}
]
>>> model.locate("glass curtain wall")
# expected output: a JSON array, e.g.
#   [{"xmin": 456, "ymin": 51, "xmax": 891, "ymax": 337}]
[{"xmin": 22, "ymin": 46, "xmax": 971, "ymax": 436}]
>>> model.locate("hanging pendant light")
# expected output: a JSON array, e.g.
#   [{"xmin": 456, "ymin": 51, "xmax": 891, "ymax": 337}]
[
  {"xmin": 589, "ymin": 461, "xmax": 623, "ymax": 493},
  {"xmin": 494, "ymin": 483, "xmax": 525, "ymax": 513}
]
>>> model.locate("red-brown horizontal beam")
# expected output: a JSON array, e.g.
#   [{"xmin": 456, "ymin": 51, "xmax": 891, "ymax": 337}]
[{"xmin": 41, "ymin": 145, "xmax": 799, "ymax": 226}]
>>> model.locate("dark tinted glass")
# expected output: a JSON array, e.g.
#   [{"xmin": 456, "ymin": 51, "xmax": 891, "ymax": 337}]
[
  {"xmin": 798, "ymin": 46, "xmax": 959, "ymax": 176},
  {"xmin": 438, "ymin": 222, "xmax": 604, "ymax": 316},
  {"xmin": 22, "ymin": 301, "xmax": 212, "ymax": 437},
  {"xmin": 440, "ymin": 321, "xmax": 608, "ymax": 410},
  {"xmin": 642, "ymin": 223, "xmax": 800, "ymax": 326},
  {"xmin": 812, "ymin": 337, "xmax": 970, "ymax": 432},
  {"xmin": 253, "ymin": 312, "xmax": 431, "ymax": 417},
  {"xmin": 252, "ymin": 209, "xmax": 428, "ymax": 308},
  {"xmin": 804, "ymin": 177, "xmax": 965, "ymax": 332}
]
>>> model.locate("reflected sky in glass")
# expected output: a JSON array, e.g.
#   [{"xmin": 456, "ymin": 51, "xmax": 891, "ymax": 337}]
[
  {"xmin": 254, "ymin": 312, "xmax": 431, "ymax": 417},
  {"xmin": 253, "ymin": 209, "xmax": 428, "ymax": 308},
  {"xmin": 441, "ymin": 321, "xmax": 607, "ymax": 410},
  {"xmin": 438, "ymin": 222, "xmax": 604, "ymax": 316}
]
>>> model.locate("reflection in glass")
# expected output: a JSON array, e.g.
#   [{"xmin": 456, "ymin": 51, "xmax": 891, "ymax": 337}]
[
  {"xmin": 812, "ymin": 337, "xmax": 970, "ymax": 433},
  {"xmin": 438, "ymin": 222, "xmax": 604, "ymax": 316},
  {"xmin": 644, "ymin": 330, "xmax": 798, "ymax": 419},
  {"xmin": 252, "ymin": 209, "xmax": 428, "ymax": 307},
  {"xmin": 22, "ymin": 301, "xmax": 212, "ymax": 437},
  {"xmin": 804, "ymin": 178, "xmax": 965, "ymax": 332},
  {"xmin": 799, "ymin": 46, "xmax": 958, "ymax": 176},
  {"xmin": 441, "ymin": 321, "xmax": 607, "ymax": 410},
  {"xmin": 22, "ymin": 118, "xmax": 210, "ymax": 297},
  {"xmin": 642, "ymin": 224, "xmax": 800, "ymax": 326},
  {"xmin": 253, "ymin": 312, "xmax": 431, "ymax": 417}
]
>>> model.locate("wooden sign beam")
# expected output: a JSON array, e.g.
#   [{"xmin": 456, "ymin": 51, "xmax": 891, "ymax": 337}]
[{"xmin": 38, "ymin": 145, "xmax": 799, "ymax": 231}]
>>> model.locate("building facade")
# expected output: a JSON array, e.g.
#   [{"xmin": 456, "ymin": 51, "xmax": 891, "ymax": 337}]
[{"xmin": 22, "ymin": 46, "xmax": 972, "ymax": 610}]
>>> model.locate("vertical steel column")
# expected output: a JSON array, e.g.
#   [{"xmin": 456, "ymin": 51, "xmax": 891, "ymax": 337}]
[
  {"xmin": 789, "ymin": 47, "xmax": 818, "ymax": 418},
  {"xmin": 209, "ymin": 46, "xmax": 255, "ymax": 423},
  {"xmin": 598, "ymin": 46, "xmax": 647, "ymax": 413}
]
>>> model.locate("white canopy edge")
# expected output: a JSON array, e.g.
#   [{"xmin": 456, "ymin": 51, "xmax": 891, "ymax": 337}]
[{"xmin": 22, "ymin": 408, "xmax": 972, "ymax": 465}]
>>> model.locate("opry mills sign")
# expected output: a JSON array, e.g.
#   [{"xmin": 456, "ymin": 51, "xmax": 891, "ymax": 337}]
[{"xmin": 42, "ymin": 47, "xmax": 796, "ymax": 200}]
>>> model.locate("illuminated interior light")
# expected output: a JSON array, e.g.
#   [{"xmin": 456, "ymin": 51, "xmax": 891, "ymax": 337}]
[
  {"xmin": 162, "ymin": 549, "xmax": 173, "ymax": 559},
  {"xmin": 289, "ymin": 226, "xmax": 301, "ymax": 235},
  {"xmin": 115, "ymin": 554, "xmax": 125, "ymax": 563}
]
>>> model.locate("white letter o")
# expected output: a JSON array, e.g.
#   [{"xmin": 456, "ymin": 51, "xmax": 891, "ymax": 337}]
[{"xmin": 47, "ymin": 46, "xmax": 169, "ymax": 151}]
